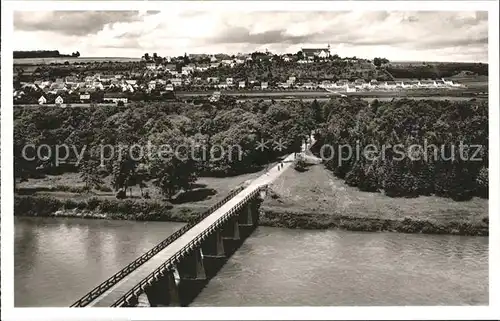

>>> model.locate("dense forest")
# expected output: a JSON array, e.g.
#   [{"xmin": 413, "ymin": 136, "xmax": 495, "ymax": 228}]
[
  {"xmin": 314, "ymin": 98, "xmax": 488, "ymax": 201},
  {"xmin": 387, "ymin": 62, "xmax": 488, "ymax": 79},
  {"xmin": 14, "ymin": 97, "xmax": 488, "ymax": 201}
]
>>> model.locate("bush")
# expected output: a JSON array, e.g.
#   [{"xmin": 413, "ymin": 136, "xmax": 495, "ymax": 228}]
[{"xmin": 293, "ymin": 158, "xmax": 307, "ymax": 172}]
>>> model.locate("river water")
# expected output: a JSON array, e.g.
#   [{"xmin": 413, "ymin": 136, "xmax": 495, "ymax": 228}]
[{"xmin": 14, "ymin": 217, "xmax": 488, "ymax": 307}]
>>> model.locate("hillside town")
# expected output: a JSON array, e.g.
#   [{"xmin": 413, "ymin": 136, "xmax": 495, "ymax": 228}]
[{"xmin": 13, "ymin": 46, "xmax": 467, "ymax": 106}]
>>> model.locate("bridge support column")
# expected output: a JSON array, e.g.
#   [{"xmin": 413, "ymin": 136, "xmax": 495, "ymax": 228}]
[
  {"xmin": 238, "ymin": 204, "xmax": 254, "ymax": 227},
  {"xmin": 201, "ymin": 229, "xmax": 225, "ymax": 258},
  {"xmin": 222, "ymin": 216, "xmax": 240, "ymax": 241},
  {"xmin": 143, "ymin": 270, "xmax": 180, "ymax": 307},
  {"xmin": 177, "ymin": 248, "xmax": 206, "ymax": 280}
]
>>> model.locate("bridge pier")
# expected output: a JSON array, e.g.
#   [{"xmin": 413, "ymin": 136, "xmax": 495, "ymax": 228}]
[
  {"xmin": 201, "ymin": 229, "xmax": 226, "ymax": 277},
  {"xmin": 177, "ymin": 248, "xmax": 206, "ymax": 280},
  {"xmin": 201, "ymin": 230, "xmax": 225, "ymax": 258},
  {"xmin": 238, "ymin": 204, "xmax": 254, "ymax": 227},
  {"xmin": 222, "ymin": 216, "xmax": 240, "ymax": 241},
  {"xmin": 142, "ymin": 270, "xmax": 180, "ymax": 307}
]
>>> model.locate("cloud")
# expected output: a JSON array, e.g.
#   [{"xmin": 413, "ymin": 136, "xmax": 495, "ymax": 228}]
[
  {"xmin": 13, "ymin": 10, "xmax": 489, "ymax": 62},
  {"xmin": 14, "ymin": 11, "xmax": 143, "ymax": 36}
]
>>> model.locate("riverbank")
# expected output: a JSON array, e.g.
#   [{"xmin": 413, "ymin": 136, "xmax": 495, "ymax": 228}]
[
  {"xmin": 14, "ymin": 162, "xmax": 488, "ymax": 236},
  {"xmin": 13, "ymin": 194, "xmax": 488, "ymax": 236}
]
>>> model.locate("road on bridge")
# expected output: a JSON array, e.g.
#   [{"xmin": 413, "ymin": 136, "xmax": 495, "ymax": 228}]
[{"xmin": 87, "ymin": 133, "xmax": 316, "ymax": 307}]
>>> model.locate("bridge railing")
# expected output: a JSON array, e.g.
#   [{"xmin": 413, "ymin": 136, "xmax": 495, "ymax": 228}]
[
  {"xmin": 111, "ymin": 184, "xmax": 267, "ymax": 307},
  {"xmin": 70, "ymin": 185, "xmax": 245, "ymax": 307}
]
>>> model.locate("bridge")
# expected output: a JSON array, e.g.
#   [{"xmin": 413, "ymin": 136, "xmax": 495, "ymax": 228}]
[{"xmin": 70, "ymin": 135, "xmax": 316, "ymax": 308}]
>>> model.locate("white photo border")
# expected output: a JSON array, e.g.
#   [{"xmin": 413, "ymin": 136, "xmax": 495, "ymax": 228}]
[{"xmin": 1, "ymin": 1, "xmax": 499, "ymax": 320}]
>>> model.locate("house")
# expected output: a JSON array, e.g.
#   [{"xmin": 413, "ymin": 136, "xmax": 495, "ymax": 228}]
[
  {"xmin": 442, "ymin": 78, "xmax": 455, "ymax": 86},
  {"xmin": 165, "ymin": 84, "xmax": 174, "ymax": 91},
  {"xmin": 403, "ymin": 80, "xmax": 420, "ymax": 88},
  {"xmin": 79, "ymin": 92, "xmax": 91, "ymax": 102},
  {"xmin": 125, "ymin": 80, "xmax": 138, "ymax": 86},
  {"xmin": 146, "ymin": 63, "xmax": 157, "ymax": 70},
  {"xmin": 217, "ymin": 83, "xmax": 228, "ymax": 89},
  {"xmin": 100, "ymin": 75, "xmax": 115, "ymax": 83},
  {"xmin": 195, "ymin": 64, "xmax": 210, "ymax": 72},
  {"xmin": 55, "ymin": 78, "xmax": 64, "ymax": 84},
  {"xmin": 38, "ymin": 95, "xmax": 47, "ymax": 105},
  {"xmin": 148, "ymin": 80, "xmax": 157, "ymax": 90},
  {"xmin": 261, "ymin": 82, "xmax": 269, "ymax": 90},
  {"xmin": 420, "ymin": 80, "xmax": 437, "ymax": 87},
  {"xmin": 302, "ymin": 82, "xmax": 316, "ymax": 89},
  {"xmin": 221, "ymin": 60, "xmax": 235, "ymax": 67},
  {"xmin": 302, "ymin": 45, "xmax": 331, "ymax": 60},
  {"xmin": 239, "ymin": 81, "xmax": 246, "ymax": 89},
  {"xmin": 65, "ymin": 76, "xmax": 78, "ymax": 85},
  {"xmin": 384, "ymin": 81, "xmax": 398, "ymax": 89},
  {"xmin": 182, "ymin": 66, "xmax": 194, "ymax": 75},
  {"xmin": 55, "ymin": 96, "xmax": 64, "ymax": 105},
  {"xmin": 207, "ymin": 77, "xmax": 219, "ymax": 84},
  {"xmin": 40, "ymin": 81, "xmax": 52, "ymax": 89},
  {"xmin": 435, "ymin": 80, "xmax": 446, "ymax": 87},
  {"xmin": 171, "ymin": 78, "xmax": 183, "ymax": 87},
  {"xmin": 103, "ymin": 93, "xmax": 128, "ymax": 104},
  {"xmin": 346, "ymin": 84, "xmax": 356, "ymax": 93},
  {"xmin": 210, "ymin": 62, "xmax": 220, "ymax": 69},
  {"xmin": 92, "ymin": 82, "xmax": 104, "ymax": 90},
  {"xmin": 165, "ymin": 64, "xmax": 177, "ymax": 72},
  {"xmin": 226, "ymin": 78, "xmax": 234, "ymax": 86}
]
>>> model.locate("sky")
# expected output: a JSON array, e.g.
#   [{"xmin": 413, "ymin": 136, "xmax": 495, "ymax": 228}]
[{"xmin": 13, "ymin": 10, "xmax": 488, "ymax": 62}]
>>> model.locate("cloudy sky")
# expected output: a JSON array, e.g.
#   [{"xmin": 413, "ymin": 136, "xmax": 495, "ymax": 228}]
[{"xmin": 13, "ymin": 10, "xmax": 488, "ymax": 62}]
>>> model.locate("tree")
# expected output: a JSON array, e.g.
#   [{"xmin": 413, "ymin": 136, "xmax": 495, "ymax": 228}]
[
  {"xmin": 79, "ymin": 155, "xmax": 103, "ymax": 191},
  {"xmin": 296, "ymin": 51, "xmax": 304, "ymax": 61},
  {"xmin": 110, "ymin": 155, "xmax": 136, "ymax": 194},
  {"xmin": 148, "ymin": 130, "xmax": 198, "ymax": 199},
  {"xmin": 143, "ymin": 53, "xmax": 150, "ymax": 61}
]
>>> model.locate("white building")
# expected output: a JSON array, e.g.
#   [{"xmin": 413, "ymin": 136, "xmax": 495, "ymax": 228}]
[
  {"xmin": 38, "ymin": 95, "xmax": 47, "ymax": 105},
  {"xmin": 55, "ymin": 96, "xmax": 64, "ymax": 105}
]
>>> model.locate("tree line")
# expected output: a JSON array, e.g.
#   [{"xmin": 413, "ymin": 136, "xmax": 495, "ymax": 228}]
[
  {"xmin": 14, "ymin": 97, "xmax": 315, "ymax": 199},
  {"xmin": 14, "ymin": 97, "xmax": 487, "ymax": 201},
  {"xmin": 14, "ymin": 50, "xmax": 80, "ymax": 59},
  {"xmin": 314, "ymin": 98, "xmax": 488, "ymax": 201}
]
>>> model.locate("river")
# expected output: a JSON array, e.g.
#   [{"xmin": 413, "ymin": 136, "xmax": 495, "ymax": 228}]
[{"xmin": 14, "ymin": 217, "xmax": 488, "ymax": 307}]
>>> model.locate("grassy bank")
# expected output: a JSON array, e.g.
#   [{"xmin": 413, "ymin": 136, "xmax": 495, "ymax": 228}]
[
  {"xmin": 260, "ymin": 162, "xmax": 488, "ymax": 236},
  {"xmin": 15, "ymin": 163, "xmax": 488, "ymax": 236}
]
